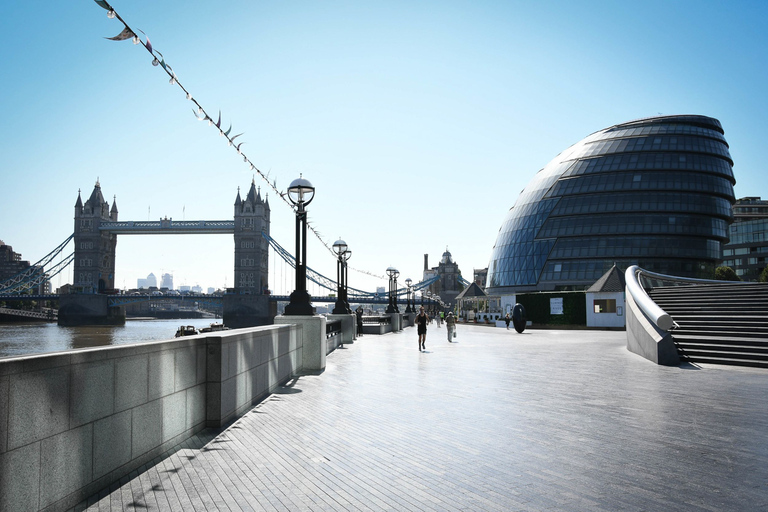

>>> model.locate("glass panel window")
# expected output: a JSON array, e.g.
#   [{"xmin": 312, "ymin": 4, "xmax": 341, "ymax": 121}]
[{"xmin": 594, "ymin": 299, "xmax": 617, "ymax": 314}]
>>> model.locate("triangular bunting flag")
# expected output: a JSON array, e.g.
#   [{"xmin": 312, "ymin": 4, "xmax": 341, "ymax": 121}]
[{"xmin": 106, "ymin": 27, "xmax": 135, "ymax": 41}]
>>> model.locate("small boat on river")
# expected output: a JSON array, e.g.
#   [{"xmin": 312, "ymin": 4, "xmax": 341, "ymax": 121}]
[
  {"xmin": 199, "ymin": 322, "xmax": 229, "ymax": 333},
  {"xmin": 175, "ymin": 325, "xmax": 199, "ymax": 337}
]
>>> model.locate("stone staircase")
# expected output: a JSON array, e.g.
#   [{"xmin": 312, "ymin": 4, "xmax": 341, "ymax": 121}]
[{"xmin": 648, "ymin": 282, "xmax": 768, "ymax": 368}]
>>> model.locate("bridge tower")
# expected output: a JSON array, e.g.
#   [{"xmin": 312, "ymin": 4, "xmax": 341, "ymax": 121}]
[
  {"xmin": 73, "ymin": 180, "xmax": 118, "ymax": 293},
  {"xmin": 224, "ymin": 180, "xmax": 275, "ymax": 327},
  {"xmin": 233, "ymin": 179, "xmax": 270, "ymax": 294},
  {"xmin": 59, "ymin": 180, "xmax": 124, "ymax": 325}
]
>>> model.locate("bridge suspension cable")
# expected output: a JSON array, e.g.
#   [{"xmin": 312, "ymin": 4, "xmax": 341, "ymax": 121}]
[
  {"xmin": 262, "ymin": 231, "xmax": 437, "ymax": 299},
  {"xmin": 0, "ymin": 235, "xmax": 74, "ymax": 294}
]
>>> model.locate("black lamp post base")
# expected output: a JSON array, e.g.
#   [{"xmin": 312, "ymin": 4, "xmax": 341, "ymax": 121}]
[
  {"xmin": 332, "ymin": 299, "xmax": 350, "ymax": 315},
  {"xmin": 284, "ymin": 290, "xmax": 314, "ymax": 316}
]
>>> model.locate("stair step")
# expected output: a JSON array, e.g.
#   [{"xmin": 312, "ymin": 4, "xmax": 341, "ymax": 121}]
[
  {"xmin": 652, "ymin": 298, "xmax": 768, "ymax": 304},
  {"xmin": 672, "ymin": 315, "xmax": 768, "ymax": 322},
  {"xmin": 673, "ymin": 320, "xmax": 768, "ymax": 329},
  {"xmin": 673, "ymin": 330, "xmax": 768, "ymax": 340},
  {"xmin": 675, "ymin": 341, "xmax": 768, "ymax": 353},
  {"xmin": 662, "ymin": 308, "xmax": 768, "ymax": 314},
  {"xmin": 674, "ymin": 333, "xmax": 768, "ymax": 343},
  {"xmin": 678, "ymin": 354, "xmax": 768, "ymax": 369},
  {"xmin": 678, "ymin": 351, "xmax": 768, "ymax": 364}
]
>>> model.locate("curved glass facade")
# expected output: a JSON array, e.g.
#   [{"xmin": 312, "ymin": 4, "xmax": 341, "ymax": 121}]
[{"xmin": 487, "ymin": 115, "xmax": 736, "ymax": 294}]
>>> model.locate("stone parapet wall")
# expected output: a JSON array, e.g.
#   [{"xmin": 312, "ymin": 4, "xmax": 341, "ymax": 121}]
[{"xmin": 0, "ymin": 324, "xmax": 301, "ymax": 512}]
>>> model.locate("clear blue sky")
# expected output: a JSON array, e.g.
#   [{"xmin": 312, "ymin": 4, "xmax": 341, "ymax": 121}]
[{"xmin": 1, "ymin": 0, "xmax": 766, "ymax": 294}]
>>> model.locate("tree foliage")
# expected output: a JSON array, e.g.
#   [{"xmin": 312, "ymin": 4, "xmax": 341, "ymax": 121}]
[
  {"xmin": 714, "ymin": 266, "xmax": 741, "ymax": 281},
  {"xmin": 760, "ymin": 266, "xmax": 768, "ymax": 283}
]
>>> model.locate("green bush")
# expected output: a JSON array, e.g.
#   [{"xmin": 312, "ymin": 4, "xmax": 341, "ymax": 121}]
[
  {"xmin": 714, "ymin": 266, "xmax": 740, "ymax": 281},
  {"xmin": 760, "ymin": 266, "xmax": 768, "ymax": 283}
]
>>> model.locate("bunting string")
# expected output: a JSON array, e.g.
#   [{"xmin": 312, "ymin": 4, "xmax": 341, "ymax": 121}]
[{"xmin": 93, "ymin": 0, "xmax": 382, "ymax": 273}]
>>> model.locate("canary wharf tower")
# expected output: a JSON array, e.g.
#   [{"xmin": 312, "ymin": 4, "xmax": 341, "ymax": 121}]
[{"xmin": 486, "ymin": 115, "xmax": 736, "ymax": 294}]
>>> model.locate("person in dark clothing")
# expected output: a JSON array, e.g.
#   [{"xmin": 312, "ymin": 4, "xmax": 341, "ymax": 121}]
[
  {"xmin": 355, "ymin": 306, "xmax": 364, "ymax": 336},
  {"xmin": 415, "ymin": 306, "xmax": 429, "ymax": 351}
]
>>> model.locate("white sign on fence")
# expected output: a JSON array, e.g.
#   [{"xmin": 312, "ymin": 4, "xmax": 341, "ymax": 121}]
[{"xmin": 550, "ymin": 297, "xmax": 564, "ymax": 315}]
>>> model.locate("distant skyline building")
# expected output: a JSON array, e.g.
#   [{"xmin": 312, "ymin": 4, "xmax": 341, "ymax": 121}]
[
  {"xmin": 721, "ymin": 196, "xmax": 768, "ymax": 281},
  {"xmin": 0, "ymin": 240, "xmax": 26, "ymax": 281},
  {"xmin": 137, "ymin": 272, "xmax": 157, "ymax": 290},
  {"xmin": 0, "ymin": 240, "xmax": 50, "ymax": 294},
  {"xmin": 487, "ymin": 114, "xmax": 736, "ymax": 296},
  {"xmin": 160, "ymin": 273, "xmax": 173, "ymax": 290},
  {"xmin": 474, "ymin": 268, "xmax": 488, "ymax": 289},
  {"xmin": 423, "ymin": 249, "xmax": 462, "ymax": 308}
]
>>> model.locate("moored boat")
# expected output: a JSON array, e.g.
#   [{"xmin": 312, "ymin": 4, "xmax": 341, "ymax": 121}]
[
  {"xmin": 175, "ymin": 325, "xmax": 199, "ymax": 337},
  {"xmin": 199, "ymin": 322, "xmax": 229, "ymax": 333}
]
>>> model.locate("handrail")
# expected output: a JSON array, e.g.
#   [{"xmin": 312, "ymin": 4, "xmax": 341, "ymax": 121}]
[
  {"xmin": 629, "ymin": 267, "xmax": 743, "ymax": 287},
  {"xmin": 624, "ymin": 266, "xmax": 752, "ymax": 331},
  {"xmin": 625, "ymin": 266, "xmax": 676, "ymax": 331}
]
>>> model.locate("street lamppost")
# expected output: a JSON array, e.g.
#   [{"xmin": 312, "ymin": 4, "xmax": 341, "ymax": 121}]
[
  {"xmin": 342, "ymin": 248, "xmax": 352, "ymax": 312},
  {"xmin": 385, "ymin": 266, "xmax": 399, "ymax": 313},
  {"xmin": 405, "ymin": 278, "xmax": 413, "ymax": 313},
  {"xmin": 284, "ymin": 175, "xmax": 315, "ymax": 316},
  {"xmin": 332, "ymin": 238, "xmax": 352, "ymax": 314}
]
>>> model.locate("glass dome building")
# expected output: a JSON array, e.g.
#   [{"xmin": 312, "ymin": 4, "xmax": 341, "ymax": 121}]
[{"xmin": 486, "ymin": 115, "xmax": 736, "ymax": 295}]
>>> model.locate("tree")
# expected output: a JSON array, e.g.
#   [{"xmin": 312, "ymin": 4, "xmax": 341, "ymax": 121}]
[
  {"xmin": 760, "ymin": 266, "xmax": 768, "ymax": 283},
  {"xmin": 714, "ymin": 266, "xmax": 740, "ymax": 281}
]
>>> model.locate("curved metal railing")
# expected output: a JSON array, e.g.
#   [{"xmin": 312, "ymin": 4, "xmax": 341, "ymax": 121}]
[{"xmin": 624, "ymin": 265, "xmax": 748, "ymax": 332}]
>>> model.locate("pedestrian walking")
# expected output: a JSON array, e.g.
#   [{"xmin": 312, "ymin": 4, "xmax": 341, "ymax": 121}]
[
  {"xmin": 504, "ymin": 313, "xmax": 511, "ymax": 330},
  {"xmin": 356, "ymin": 306, "xmax": 364, "ymax": 337},
  {"xmin": 446, "ymin": 312, "xmax": 456, "ymax": 342},
  {"xmin": 415, "ymin": 306, "xmax": 429, "ymax": 351}
]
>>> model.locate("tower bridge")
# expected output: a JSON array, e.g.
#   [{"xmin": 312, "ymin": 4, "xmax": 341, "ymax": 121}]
[
  {"xmin": 3, "ymin": 180, "xmax": 447, "ymax": 326},
  {"xmin": 61, "ymin": 179, "xmax": 273, "ymax": 327}
]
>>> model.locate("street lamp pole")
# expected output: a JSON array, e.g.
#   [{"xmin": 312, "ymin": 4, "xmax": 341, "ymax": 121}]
[
  {"xmin": 332, "ymin": 239, "xmax": 351, "ymax": 314},
  {"xmin": 342, "ymin": 249, "xmax": 352, "ymax": 313},
  {"xmin": 284, "ymin": 175, "xmax": 315, "ymax": 316},
  {"xmin": 385, "ymin": 266, "xmax": 399, "ymax": 314},
  {"xmin": 405, "ymin": 278, "xmax": 413, "ymax": 313}
]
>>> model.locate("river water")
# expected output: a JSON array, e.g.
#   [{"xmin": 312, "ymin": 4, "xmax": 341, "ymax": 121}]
[{"xmin": 0, "ymin": 317, "xmax": 221, "ymax": 359}]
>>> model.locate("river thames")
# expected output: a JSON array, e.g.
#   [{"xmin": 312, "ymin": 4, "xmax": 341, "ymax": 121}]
[{"xmin": 0, "ymin": 317, "xmax": 220, "ymax": 359}]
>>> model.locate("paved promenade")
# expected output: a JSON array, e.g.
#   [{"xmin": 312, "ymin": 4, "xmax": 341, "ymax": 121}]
[{"xmin": 76, "ymin": 324, "xmax": 768, "ymax": 511}]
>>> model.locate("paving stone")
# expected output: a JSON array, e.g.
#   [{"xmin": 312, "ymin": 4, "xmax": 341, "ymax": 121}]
[{"xmin": 75, "ymin": 326, "xmax": 768, "ymax": 511}]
